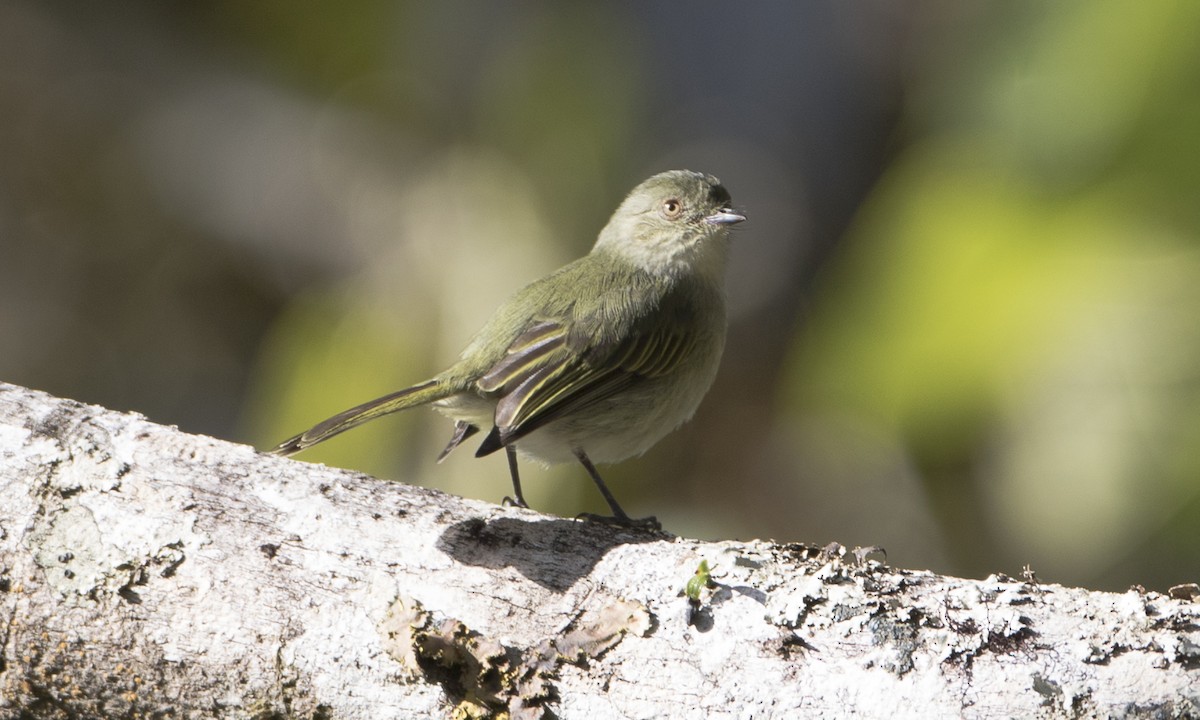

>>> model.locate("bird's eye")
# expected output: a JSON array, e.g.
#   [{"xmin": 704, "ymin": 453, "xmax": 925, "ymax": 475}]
[{"xmin": 661, "ymin": 198, "xmax": 684, "ymax": 220}]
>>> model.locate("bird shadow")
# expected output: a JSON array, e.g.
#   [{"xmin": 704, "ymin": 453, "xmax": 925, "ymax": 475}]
[{"xmin": 436, "ymin": 515, "xmax": 663, "ymax": 592}]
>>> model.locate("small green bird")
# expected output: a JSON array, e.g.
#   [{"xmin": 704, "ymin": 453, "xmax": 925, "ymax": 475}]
[{"xmin": 271, "ymin": 170, "xmax": 745, "ymax": 527}]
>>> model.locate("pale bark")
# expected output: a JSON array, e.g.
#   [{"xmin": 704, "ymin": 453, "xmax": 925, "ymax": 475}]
[{"xmin": 1, "ymin": 381, "xmax": 1197, "ymax": 719}]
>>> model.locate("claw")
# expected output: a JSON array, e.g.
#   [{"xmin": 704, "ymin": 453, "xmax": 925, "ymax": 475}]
[
  {"xmin": 502, "ymin": 495, "xmax": 529, "ymax": 509},
  {"xmin": 576, "ymin": 512, "xmax": 662, "ymax": 532}
]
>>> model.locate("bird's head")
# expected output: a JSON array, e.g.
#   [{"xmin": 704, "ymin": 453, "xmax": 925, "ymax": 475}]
[{"xmin": 593, "ymin": 170, "xmax": 745, "ymax": 280}]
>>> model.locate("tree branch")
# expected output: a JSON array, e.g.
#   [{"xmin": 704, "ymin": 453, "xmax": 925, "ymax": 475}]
[{"xmin": 1, "ymin": 382, "xmax": 1197, "ymax": 718}]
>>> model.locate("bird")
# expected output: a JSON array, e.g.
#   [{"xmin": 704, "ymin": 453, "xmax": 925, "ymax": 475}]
[{"xmin": 270, "ymin": 170, "xmax": 745, "ymax": 528}]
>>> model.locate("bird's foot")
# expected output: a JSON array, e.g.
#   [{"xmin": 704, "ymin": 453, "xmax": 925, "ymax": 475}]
[
  {"xmin": 576, "ymin": 512, "xmax": 662, "ymax": 532},
  {"xmin": 501, "ymin": 495, "xmax": 530, "ymax": 509}
]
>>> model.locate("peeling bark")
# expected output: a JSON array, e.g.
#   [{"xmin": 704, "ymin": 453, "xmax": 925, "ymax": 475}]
[{"xmin": 1, "ymin": 382, "xmax": 1198, "ymax": 719}]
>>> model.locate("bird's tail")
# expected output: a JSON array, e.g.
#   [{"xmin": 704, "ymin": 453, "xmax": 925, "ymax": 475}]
[{"xmin": 270, "ymin": 379, "xmax": 456, "ymax": 457}]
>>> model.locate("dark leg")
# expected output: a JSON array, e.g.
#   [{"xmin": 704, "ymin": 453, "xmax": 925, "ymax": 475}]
[
  {"xmin": 573, "ymin": 449, "xmax": 660, "ymax": 530},
  {"xmin": 502, "ymin": 445, "xmax": 529, "ymax": 509}
]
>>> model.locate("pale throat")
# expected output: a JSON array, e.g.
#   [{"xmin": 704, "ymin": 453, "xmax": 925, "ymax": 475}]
[{"xmin": 596, "ymin": 225, "xmax": 730, "ymax": 283}]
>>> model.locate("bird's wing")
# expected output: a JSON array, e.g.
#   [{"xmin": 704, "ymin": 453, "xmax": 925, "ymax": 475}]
[{"xmin": 472, "ymin": 309, "xmax": 697, "ymax": 455}]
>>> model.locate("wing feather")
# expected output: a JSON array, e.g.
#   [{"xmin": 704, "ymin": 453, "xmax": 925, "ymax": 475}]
[{"xmin": 473, "ymin": 311, "xmax": 697, "ymax": 455}]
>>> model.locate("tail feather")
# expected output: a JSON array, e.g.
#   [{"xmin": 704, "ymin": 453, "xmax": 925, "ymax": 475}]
[{"xmin": 270, "ymin": 379, "xmax": 454, "ymax": 457}]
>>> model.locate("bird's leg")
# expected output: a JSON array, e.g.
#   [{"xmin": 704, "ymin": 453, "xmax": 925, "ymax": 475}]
[
  {"xmin": 501, "ymin": 445, "xmax": 529, "ymax": 509},
  {"xmin": 573, "ymin": 449, "xmax": 661, "ymax": 531}
]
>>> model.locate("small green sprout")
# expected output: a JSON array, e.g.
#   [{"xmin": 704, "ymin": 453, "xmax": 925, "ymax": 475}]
[{"xmin": 685, "ymin": 559, "xmax": 716, "ymax": 603}]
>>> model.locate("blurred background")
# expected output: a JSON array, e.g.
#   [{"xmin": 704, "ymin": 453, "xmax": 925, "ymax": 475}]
[{"xmin": 3, "ymin": 1, "xmax": 1198, "ymax": 592}]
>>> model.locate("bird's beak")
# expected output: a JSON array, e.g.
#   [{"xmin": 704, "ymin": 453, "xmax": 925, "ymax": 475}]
[{"xmin": 704, "ymin": 209, "xmax": 746, "ymax": 226}]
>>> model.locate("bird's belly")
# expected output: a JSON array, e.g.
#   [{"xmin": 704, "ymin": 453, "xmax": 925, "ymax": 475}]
[{"xmin": 521, "ymin": 338, "xmax": 723, "ymax": 465}]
